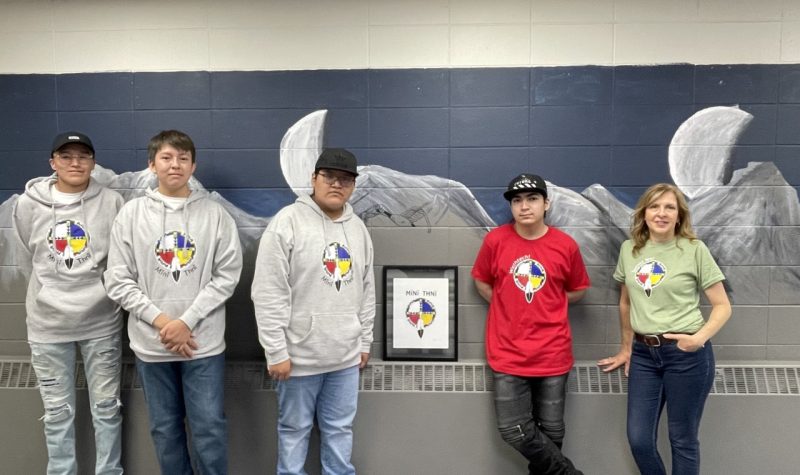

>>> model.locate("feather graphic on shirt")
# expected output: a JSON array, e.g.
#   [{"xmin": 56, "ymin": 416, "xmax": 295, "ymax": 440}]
[
  {"xmin": 334, "ymin": 262, "xmax": 343, "ymax": 292},
  {"xmin": 170, "ymin": 254, "xmax": 181, "ymax": 282},
  {"xmin": 524, "ymin": 279, "xmax": 534, "ymax": 303}
]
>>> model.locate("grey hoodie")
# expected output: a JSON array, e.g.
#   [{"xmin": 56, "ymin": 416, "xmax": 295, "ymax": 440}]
[
  {"xmin": 12, "ymin": 175, "xmax": 124, "ymax": 343},
  {"xmin": 252, "ymin": 194, "xmax": 376, "ymax": 377},
  {"xmin": 104, "ymin": 187, "xmax": 242, "ymax": 362}
]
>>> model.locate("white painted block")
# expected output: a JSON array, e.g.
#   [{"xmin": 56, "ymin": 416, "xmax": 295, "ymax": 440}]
[
  {"xmin": 52, "ymin": 0, "xmax": 128, "ymax": 31},
  {"xmin": 209, "ymin": 28, "xmax": 270, "ymax": 71},
  {"xmin": 129, "ymin": 29, "xmax": 209, "ymax": 72},
  {"xmin": 532, "ymin": 24, "xmax": 613, "ymax": 66},
  {"xmin": 699, "ymin": 0, "xmax": 783, "ymax": 22},
  {"xmin": 54, "ymin": 31, "xmax": 130, "ymax": 73},
  {"xmin": 260, "ymin": 0, "xmax": 368, "ymax": 26},
  {"xmin": 368, "ymin": 0, "xmax": 449, "ymax": 25},
  {"xmin": 124, "ymin": 0, "xmax": 208, "ymax": 29},
  {"xmin": 369, "ymin": 25, "xmax": 449, "ymax": 68},
  {"xmin": 449, "ymin": 0, "xmax": 530, "ymax": 25},
  {"xmin": 450, "ymin": 24, "xmax": 530, "ymax": 67},
  {"xmin": 780, "ymin": 22, "xmax": 800, "ymax": 62},
  {"xmin": 261, "ymin": 26, "xmax": 369, "ymax": 70},
  {"xmin": 693, "ymin": 22, "xmax": 781, "ymax": 64},
  {"xmin": 532, "ymin": 0, "xmax": 614, "ymax": 23},
  {"xmin": 0, "ymin": 31, "xmax": 53, "ymax": 73},
  {"xmin": 613, "ymin": 0, "xmax": 699, "ymax": 23},
  {"xmin": 0, "ymin": 0, "xmax": 52, "ymax": 32},
  {"xmin": 614, "ymin": 23, "xmax": 698, "ymax": 64}
]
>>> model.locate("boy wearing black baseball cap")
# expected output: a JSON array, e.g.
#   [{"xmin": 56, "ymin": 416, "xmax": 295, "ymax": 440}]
[
  {"xmin": 252, "ymin": 147, "xmax": 374, "ymax": 474},
  {"xmin": 13, "ymin": 131, "xmax": 125, "ymax": 474},
  {"xmin": 472, "ymin": 173, "xmax": 590, "ymax": 475}
]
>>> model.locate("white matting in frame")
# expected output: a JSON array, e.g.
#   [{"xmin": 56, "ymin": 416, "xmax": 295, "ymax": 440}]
[{"xmin": 383, "ymin": 266, "xmax": 458, "ymax": 361}]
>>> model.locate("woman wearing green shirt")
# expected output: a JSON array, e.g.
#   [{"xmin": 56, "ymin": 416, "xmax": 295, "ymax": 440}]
[{"xmin": 598, "ymin": 183, "xmax": 731, "ymax": 475}]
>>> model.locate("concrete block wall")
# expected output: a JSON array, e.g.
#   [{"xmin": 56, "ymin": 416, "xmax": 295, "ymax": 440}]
[{"xmin": 2, "ymin": 2, "xmax": 800, "ymax": 473}]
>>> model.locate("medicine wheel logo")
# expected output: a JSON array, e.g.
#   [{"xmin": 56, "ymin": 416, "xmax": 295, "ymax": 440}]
[
  {"xmin": 405, "ymin": 298, "xmax": 436, "ymax": 338},
  {"xmin": 511, "ymin": 257, "xmax": 546, "ymax": 304},
  {"xmin": 322, "ymin": 242, "xmax": 353, "ymax": 292},
  {"xmin": 633, "ymin": 259, "xmax": 666, "ymax": 297},
  {"xmin": 154, "ymin": 231, "xmax": 196, "ymax": 283},
  {"xmin": 47, "ymin": 220, "xmax": 89, "ymax": 270}
]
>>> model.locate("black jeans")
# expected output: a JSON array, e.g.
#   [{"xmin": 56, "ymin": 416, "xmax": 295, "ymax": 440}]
[{"xmin": 493, "ymin": 371, "xmax": 582, "ymax": 475}]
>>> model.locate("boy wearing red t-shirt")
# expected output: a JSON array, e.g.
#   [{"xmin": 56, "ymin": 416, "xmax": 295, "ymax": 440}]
[{"xmin": 472, "ymin": 174, "xmax": 589, "ymax": 475}]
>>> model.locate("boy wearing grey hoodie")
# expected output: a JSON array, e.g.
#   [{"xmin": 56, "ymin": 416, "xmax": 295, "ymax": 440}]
[
  {"xmin": 13, "ymin": 132, "xmax": 125, "ymax": 475},
  {"xmin": 252, "ymin": 148, "xmax": 375, "ymax": 475},
  {"xmin": 105, "ymin": 130, "xmax": 242, "ymax": 475}
]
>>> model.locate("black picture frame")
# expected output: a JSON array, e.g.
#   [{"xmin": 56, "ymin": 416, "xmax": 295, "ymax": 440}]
[{"xmin": 383, "ymin": 266, "xmax": 458, "ymax": 361}]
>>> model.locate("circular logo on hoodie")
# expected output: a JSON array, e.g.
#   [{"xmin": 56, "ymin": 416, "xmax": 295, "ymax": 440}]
[
  {"xmin": 154, "ymin": 231, "xmax": 196, "ymax": 283},
  {"xmin": 321, "ymin": 242, "xmax": 352, "ymax": 292},
  {"xmin": 47, "ymin": 220, "xmax": 89, "ymax": 270}
]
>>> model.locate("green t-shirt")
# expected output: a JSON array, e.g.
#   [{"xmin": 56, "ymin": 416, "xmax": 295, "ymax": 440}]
[{"xmin": 613, "ymin": 238, "xmax": 725, "ymax": 335}]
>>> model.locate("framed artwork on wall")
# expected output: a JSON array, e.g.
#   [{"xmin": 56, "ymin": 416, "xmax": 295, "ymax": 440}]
[{"xmin": 383, "ymin": 266, "xmax": 458, "ymax": 361}]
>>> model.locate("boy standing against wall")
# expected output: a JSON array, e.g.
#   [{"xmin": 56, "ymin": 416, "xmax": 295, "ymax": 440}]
[
  {"xmin": 105, "ymin": 130, "xmax": 242, "ymax": 475},
  {"xmin": 472, "ymin": 174, "xmax": 589, "ymax": 475},
  {"xmin": 252, "ymin": 148, "xmax": 375, "ymax": 475},
  {"xmin": 13, "ymin": 131, "xmax": 125, "ymax": 474}
]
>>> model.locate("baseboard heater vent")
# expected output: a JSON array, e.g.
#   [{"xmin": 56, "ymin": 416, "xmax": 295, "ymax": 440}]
[{"xmin": 1, "ymin": 360, "xmax": 797, "ymax": 395}]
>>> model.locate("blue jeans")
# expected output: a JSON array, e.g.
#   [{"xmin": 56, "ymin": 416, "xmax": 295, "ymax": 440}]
[
  {"xmin": 627, "ymin": 341, "xmax": 715, "ymax": 475},
  {"xmin": 492, "ymin": 371, "xmax": 582, "ymax": 475},
  {"xmin": 276, "ymin": 365, "xmax": 360, "ymax": 475},
  {"xmin": 29, "ymin": 333, "xmax": 123, "ymax": 475},
  {"xmin": 136, "ymin": 353, "xmax": 227, "ymax": 475}
]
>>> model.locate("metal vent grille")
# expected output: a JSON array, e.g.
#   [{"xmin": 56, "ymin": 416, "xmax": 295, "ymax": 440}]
[
  {"xmin": 1, "ymin": 360, "xmax": 798, "ymax": 396},
  {"xmin": 359, "ymin": 363, "xmax": 493, "ymax": 392},
  {"xmin": 0, "ymin": 361, "xmax": 37, "ymax": 389}
]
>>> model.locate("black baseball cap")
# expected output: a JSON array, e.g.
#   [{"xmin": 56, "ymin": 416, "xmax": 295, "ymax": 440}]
[
  {"xmin": 503, "ymin": 174, "xmax": 548, "ymax": 201},
  {"xmin": 51, "ymin": 132, "xmax": 95, "ymax": 155},
  {"xmin": 315, "ymin": 148, "xmax": 358, "ymax": 176}
]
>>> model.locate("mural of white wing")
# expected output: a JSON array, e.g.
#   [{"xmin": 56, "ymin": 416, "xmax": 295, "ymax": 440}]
[{"xmin": 668, "ymin": 106, "xmax": 753, "ymax": 199}]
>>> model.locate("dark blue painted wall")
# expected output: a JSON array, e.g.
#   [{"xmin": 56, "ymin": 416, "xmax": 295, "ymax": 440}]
[{"xmin": 2, "ymin": 65, "xmax": 799, "ymax": 219}]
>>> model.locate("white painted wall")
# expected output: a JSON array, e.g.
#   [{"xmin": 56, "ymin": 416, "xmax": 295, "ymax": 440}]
[{"xmin": 0, "ymin": 0, "xmax": 798, "ymax": 73}]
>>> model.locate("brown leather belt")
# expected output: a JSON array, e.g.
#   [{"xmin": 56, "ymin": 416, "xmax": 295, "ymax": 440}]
[{"xmin": 634, "ymin": 333, "xmax": 679, "ymax": 347}]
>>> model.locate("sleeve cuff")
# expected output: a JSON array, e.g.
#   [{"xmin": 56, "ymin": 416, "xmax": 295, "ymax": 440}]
[
  {"xmin": 179, "ymin": 307, "xmax": 202, "ymax": 330},
  {"xmin": 141, "ymin": 305, "xmax": 162, "ymax": 326},
  {"xmin": 267, "ymin": 349, "xmax": 290, "ymax": 366}
]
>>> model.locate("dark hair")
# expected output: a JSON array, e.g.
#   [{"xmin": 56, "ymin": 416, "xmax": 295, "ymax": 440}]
[{"xmin": 147, "ymin": 130, "xmax": 196, "ymax": 163}]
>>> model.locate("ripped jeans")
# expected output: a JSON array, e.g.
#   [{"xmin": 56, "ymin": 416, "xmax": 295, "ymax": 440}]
[
  {"xmin": 29, "ymin": 333, "xmax": 123, "ymax": 475},
  {"xmin": 492, "ymin": 371, "xmax": 581, "ymax": 475}
]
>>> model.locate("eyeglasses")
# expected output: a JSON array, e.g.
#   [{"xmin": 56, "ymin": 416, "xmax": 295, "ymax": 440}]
[
  {"xmin": 55, "ymin": 153, "xmax": 94, "ymax": 164},
  {"xmin": 317, "ymin": 172, "xmax": 355, "ymax": 187}
]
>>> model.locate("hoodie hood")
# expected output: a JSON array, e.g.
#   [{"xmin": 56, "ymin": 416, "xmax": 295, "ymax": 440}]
[
  {"xmin": 144, "ymin": 185, "xmax": 209, "ymax": 206},
  {"xmin": 297, "ymin": 194, "xmax": 355, "ymax": 222},
  {"xmin": 24, "ymin": 174, "xmax": 105, "ymax": 206}
]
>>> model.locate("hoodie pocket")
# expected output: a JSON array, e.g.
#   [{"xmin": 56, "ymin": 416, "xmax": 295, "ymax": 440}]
[
  {"xmin": 34, "ymin": 278, "xmax": 116, "ymax": 326},
  {"xmin": 287, "ymin": 312, "xmax": 362, "ymax": 364}
]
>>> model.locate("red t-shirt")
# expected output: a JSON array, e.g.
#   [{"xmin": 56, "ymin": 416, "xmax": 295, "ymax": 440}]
[{"xmin": 472, "ymin": 224, "xmax": 590, "ymax": 377}]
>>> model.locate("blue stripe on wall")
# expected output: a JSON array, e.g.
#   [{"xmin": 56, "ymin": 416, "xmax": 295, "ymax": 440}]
[{"xmin": 2, "ymin": 65, "xmax": 800, "ymax": 215}]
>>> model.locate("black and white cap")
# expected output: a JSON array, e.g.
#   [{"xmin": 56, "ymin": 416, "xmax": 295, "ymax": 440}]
[
  {"xmin": 51, "ymin": 131, "xmax": 95, "ymax": 155},
  {"xmin": 503, "ymin": 173, "xmax": 547, "ymax": 201}
]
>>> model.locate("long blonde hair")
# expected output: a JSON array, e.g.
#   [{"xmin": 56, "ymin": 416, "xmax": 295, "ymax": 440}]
[{"xmin": 631, "ymin": 183, "xmax": 696, "ymax": 255}]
